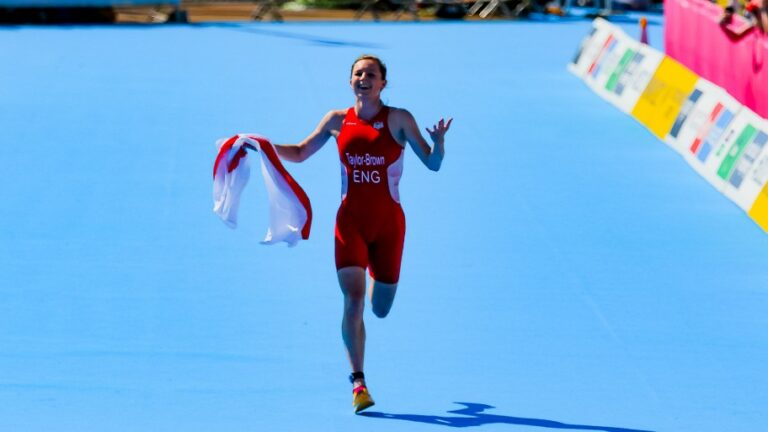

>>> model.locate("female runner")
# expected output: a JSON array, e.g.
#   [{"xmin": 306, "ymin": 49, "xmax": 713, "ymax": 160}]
[{"xmin": 273, "ymin": 55, "xmax": 452, "ymax": 413}]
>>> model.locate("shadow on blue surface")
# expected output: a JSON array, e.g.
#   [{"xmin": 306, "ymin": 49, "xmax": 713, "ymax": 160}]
[
  {"xmin": 361, "ymin": 402, "xmax": 654, "ymax": 431},
  {"xmin": 196, "ymin": 22, "xmax": 385, "ymax": 48}
]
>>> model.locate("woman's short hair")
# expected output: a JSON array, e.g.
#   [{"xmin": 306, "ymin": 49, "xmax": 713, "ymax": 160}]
[{"xmin": 350, "ymin": 55, "xmax": 387, "ymax": 81}]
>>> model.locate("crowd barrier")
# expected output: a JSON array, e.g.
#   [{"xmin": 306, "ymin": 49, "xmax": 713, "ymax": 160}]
[
  {"xmin": 569, "ymin": 18, "xmax": 768, "ymax": 233},
  {"xmin": 665, "ymin": 0, "xmax": 768, "ymax": 119}
]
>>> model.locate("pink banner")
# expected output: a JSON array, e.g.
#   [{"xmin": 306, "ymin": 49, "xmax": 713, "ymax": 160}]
[{"xmin": 665, "ymin": 0, "xmax": 768, "ymax": 118}]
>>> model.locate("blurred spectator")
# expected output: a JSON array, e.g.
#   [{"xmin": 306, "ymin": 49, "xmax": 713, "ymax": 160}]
[
  {"xmin": 747, "ymin": 0, "xmax": 768, "ymax": 32},
  {"xmin": 720, "ymin": 0, "xmax": 767, "ymax": 38}
]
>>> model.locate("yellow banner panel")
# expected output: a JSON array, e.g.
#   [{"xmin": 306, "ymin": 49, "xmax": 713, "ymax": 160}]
[
  {"xmin": 748, "ymin": 183, "xmax": 768, "ymax": 232},
  {"xmin": 631, "ymin": 57, "xmax": 699, "ymax": 139}
]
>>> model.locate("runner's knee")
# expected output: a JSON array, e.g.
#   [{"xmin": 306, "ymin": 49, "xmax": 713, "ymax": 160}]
[
  {"xmin": 339, "ymin": 267, "xmax": 366, "ymax": 316},
  {"xmin": 371, "ymin": 302, "xmax": 391, "ymax": 318},
  {"xmin": 370, "ymin": 281, "xmax": 397, "ymax": 318}
]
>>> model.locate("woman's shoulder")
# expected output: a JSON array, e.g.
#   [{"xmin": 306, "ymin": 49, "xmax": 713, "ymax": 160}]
[
  {"xmin": 320, "ymin": 109, "xmax": 348, "ymax": 127},
  {"xmin": 387, "ymin": 107, "xmax": 416, "ymax": 127},
  {"xmin": 325, "ymin": 108, "xmax": 349, "ymax": 118},
  {"xmin": 387, "ymin": 106, "xmax": 414, "ymax": 120}
]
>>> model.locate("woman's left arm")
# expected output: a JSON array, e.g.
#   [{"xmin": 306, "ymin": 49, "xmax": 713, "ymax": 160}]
[{"xmin": 394, "ymin": 108, "xmax": 453, "ymax": 172}]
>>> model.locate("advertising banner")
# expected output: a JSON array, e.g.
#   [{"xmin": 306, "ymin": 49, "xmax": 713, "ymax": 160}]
[
  {"xmin": 570, "ymin": 18, "xmax": 768, "ymax": 233},
  {"xmin": 581, "ymin": 29, "xmax": 638, "ymax": 102},
  {"xmin": 568, "ymin": 18, "xmax": 620, "ymax": 79},
  {"xmin": 630, "ymin": 56, "xmax": 699, "ymax": 139},
  {"xmin": 716, "ymin": 112, "xmax": 768, "ymax": 212},
  {"xmin": 569, "ymin": 19, "xmax": 664, "ymax": 115},
  {"xmin": 666, "ymin": 79, "xmax": 742, "ymax": 164},
  {"xmin": 606, "ymin": 44, "xmax": 664, "ymax": 114},
  {"xmin": 748, "ymin": 184, "xmax": 768, "ymax": 232}
]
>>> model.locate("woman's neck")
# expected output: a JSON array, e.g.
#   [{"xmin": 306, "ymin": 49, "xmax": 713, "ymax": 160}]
[{"xmin": 354, "ymin": 98, "xmax": 383, "ymax": 121}]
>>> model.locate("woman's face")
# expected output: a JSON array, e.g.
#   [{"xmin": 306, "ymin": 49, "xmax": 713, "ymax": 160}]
[{"xmin": 350, "ymin": 59, "xmax": 386, "ymax": 99}]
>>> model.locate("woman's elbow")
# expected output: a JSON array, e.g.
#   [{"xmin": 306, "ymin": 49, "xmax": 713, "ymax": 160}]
[
  {"xmin": 293, "ymin": 149, "xmax": 309, "ymax": 163},
  {"xmin": 426, "ymin": 152, "xmax": 443, "ymax": 171},
  {"xmin": 278, "ymin": 145, "xmax": 307, "ymax": 163}
]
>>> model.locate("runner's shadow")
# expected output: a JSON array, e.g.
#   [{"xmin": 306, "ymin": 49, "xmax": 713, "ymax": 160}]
[{"xmin": 360, "ymin": 402, "xmax": 654, "ymax": 431}]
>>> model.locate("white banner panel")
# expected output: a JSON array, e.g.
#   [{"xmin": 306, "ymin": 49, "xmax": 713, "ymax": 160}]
[
  {"xmin": 582, "ymin": 28, "xmax": 637, "ymax": 98},
  {"xmin": 605, "ymin": 43, "xmax": 664, "ymax": 114},
  {"xmin": 716, "ymin": 112, "xmax": 768, "ymax": 211},
  {"xmin": 567, "ymin": 18, "xmax": 620, "ymax": 79},
  {"xmin": 666, "ymin": 78, "xmax": 743, "ymax": 158},
  {"xmin": 571, "ymin": 20, "xmax": 664, "ymax": 115},
  {"xmin": 682, "ymin": 107, "xmax": 758, "ymax": 191}
]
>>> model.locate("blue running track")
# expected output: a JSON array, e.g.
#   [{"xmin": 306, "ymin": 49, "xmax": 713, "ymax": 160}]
[{"xmin": 1, "ymin": 15, "xmax": 767, "ymax": 432}]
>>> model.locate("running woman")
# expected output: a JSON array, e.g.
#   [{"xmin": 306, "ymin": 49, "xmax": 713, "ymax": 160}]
[{"xmin": 273, "ymin": 55, "xmax": 452, "ymax": 413}]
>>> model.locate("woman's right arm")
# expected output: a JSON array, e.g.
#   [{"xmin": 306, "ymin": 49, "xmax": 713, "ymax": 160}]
[
  {"xmin": 757, "ymin": 0, "xmax": 768, "ymax": 33},
  {"xmin": 274, "ymin": 110, "xmax": 343, "ymax": 163}
]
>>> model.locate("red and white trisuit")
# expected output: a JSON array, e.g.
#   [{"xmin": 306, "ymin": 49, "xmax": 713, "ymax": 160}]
[{"xmin": 334, "ymin": 106, "xmax": 406, "ymax": 284}]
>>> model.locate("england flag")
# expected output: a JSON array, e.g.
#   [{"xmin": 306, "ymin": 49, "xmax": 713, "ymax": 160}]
[{"xmin": 213, "ymin": 134, "xmax": 312, "ymax": 246}]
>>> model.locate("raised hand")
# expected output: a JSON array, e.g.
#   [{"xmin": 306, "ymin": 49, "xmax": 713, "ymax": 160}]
[{"xmin": 426, "ymin": 117, "xmax": 453, "ymax": 145}]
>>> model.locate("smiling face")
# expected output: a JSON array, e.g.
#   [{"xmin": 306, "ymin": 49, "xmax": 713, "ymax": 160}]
[{"xmin": 350, "ymin": 58, "xmax": 387, "ymax": 100}]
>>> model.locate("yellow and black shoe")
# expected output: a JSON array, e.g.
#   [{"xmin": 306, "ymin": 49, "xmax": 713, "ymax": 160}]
[
  {"xmin": 349, "ymin": 372, "xmax": 375, "ymax": 413},
  {"xmin": 352, "ymin": 385, "xmax": 375, "ymax": 413}
]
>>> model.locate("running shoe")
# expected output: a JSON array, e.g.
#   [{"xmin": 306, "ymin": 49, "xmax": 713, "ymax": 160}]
[{"xmin": 352, "ymin": 385, "xmax": 375, "ymax": 413}]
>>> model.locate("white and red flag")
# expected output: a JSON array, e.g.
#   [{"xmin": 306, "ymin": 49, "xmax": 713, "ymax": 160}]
[{"xmin": 213, "ymin": 134, "xmax": 312, "ymax": 246}]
